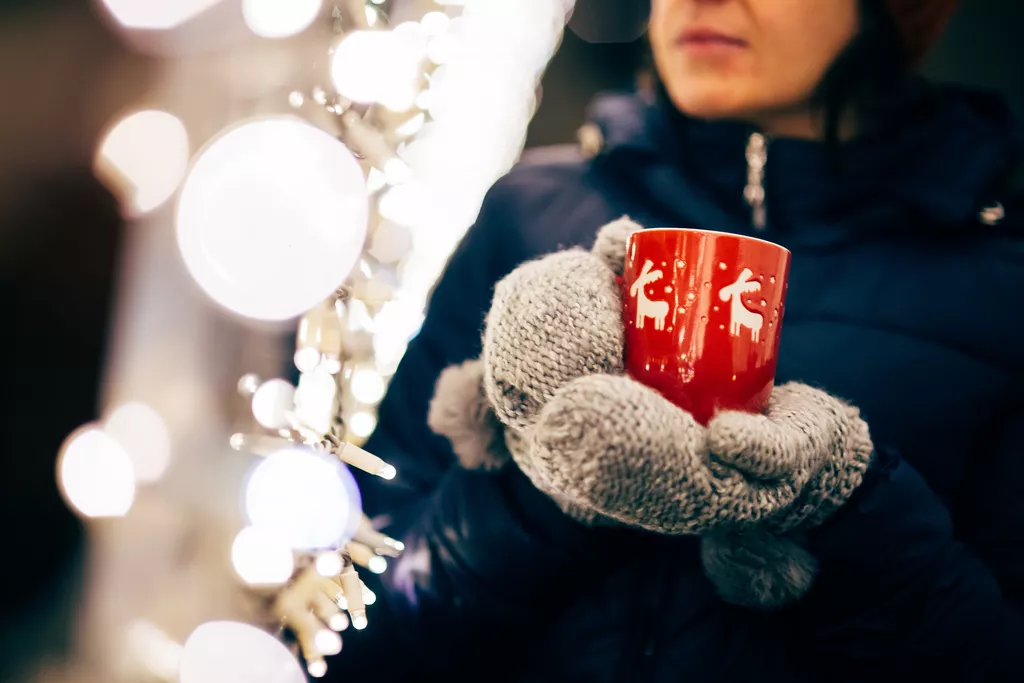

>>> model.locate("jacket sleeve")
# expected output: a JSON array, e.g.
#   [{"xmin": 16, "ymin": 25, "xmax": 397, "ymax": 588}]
[
  {"xmin": 330, "ymin": 179, "xmax": 609, "ymax": 677},
  {"xmin": 797, "ymin": 410, "xmax": 1024, "ymax": 682}
]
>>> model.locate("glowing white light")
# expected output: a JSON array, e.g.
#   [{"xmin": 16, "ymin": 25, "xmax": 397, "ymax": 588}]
[
  {"xmin": 427, "ymin": 32, "xmax": 458, "ymax": 65},
  {"xmin": 419, "ymin": 11, "xmax": 450, "ymax": 35},
  {"xmin": 348, "ymin": 0, "xmax": 569, "ymax": 330},
  {"xmin": 238, "ymin": 373, "xmax": 261, "ymax": 396},
  {"xmin": 350, "ymin": 369, "xmax": 386, "ymax": 404},
  {"xmin": 176, "ymin": 117, "xmax": 368, "ymax": 321},
  {"xmin": 314, "ymin": 629, "xmax": 342, "ymax": 656},
  {"xmin": 366, "ymin": 167, "xmax": 387, "ymax": 194},
  {"xmin": 367, "ymin": 556, "xmax": 387, "ymax": 575},
  {"xmin": 307, "ymin": 660, "xmax": 327, "ymax": 678},
  {"xmin": 330, "ymin": 30, "xmax": 423, "ymax": 105},
  {"xmin": 96, "ymin": 110, "xmax": 189, "ymax": 216},
  {"xmin": 293, "ymin": 368, "xmax": 337, "ymax": 436},
  {"xmin": 365, "ymin": 6, "xmax": 378, "ymax": 25},
  {"xmin": 251, "ymin": 379, "xmax": 295, "ymax": 430},
  {"xmin": 347, "ymin": 411, "xmax": 377, "ymax": 439},
  {"xmin": 383, "ymin": 158, "xmax": 412, "ymax": 186},
  {"xmin": 368, "ymin": 221, "xmax": 413, "ymax": 264},
  {"xmin": 243, "ymin": 0, "xmax": 322, "ymax": 39},
  {"xmin": 99, "ymin": 0, "xmax": 224, "ymax": 30},
  {"xmin": 392, "ymin": 21, "xmax": 429, "ymax": 55},
  {"xmin": 293, "ymin": 347, "xmax": 322, "ymax": 373},
  {"xmin": 58, "ymin": 426, "xmax": 135, "ymax": 518},
  {"xmin": 180, "ymin": 621, "xmax": 305, "ymax": 683},
  {"xmin": 244, "ymin": 448, "xmax": 361, "ymax": 550},
  {"xmin": 104, "ymin": 402, "xmax": 172, "ymax": 484},
  {"xmin": 381, "ymin": 87, "xmax": 418, "ymax": 113},
  {"xmin": 376, "ymin": 299, "xmax": 425, "ymax": 341},
  {"xmin": 315, "ymin": 551, "xmax": 343, "ymax": 577},
  {"xmin": 373, "ymin": 299, "xmax": 425, "ymax": 374},
  {"xmin": 231, "ymin": 526, "xmax": 295, "ymax": 586},
  {"xmin": 395, "ymin": 112, "xmax": 426, "ymax": 138}
]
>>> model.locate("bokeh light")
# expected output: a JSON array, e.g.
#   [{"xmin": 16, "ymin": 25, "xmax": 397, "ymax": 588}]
[
  {"xmin": 395, "ymin": 112, "xmax": 426, "ymax": 138},
  {"xmin": 313, "ymin": 629, "xmax": 342, "ymax": 656},
  {"xmin": 243, "ymin": 0, "xmax": 322, "ymax": 39},
  {"xmin": 368, "ymin": 220, "xmax": 413, "ymax": 264},
  {"xmin": 231, "ymin": 526, "xmax": 295, "ymax": 586},
  {"xmin": 96, "ymin": 110, "xmax": 189, "ymax": 216},
  {"xmin": 244, "ymin": 448, "xmax": 361, "ymax": 550},
  {"xmin": 176, "ymin": 117, "xmax": 368, "ymax": 321},
  {"xmin": 78, "ymin": 3, "xmax": 575, "ymax": 673},
  {"xmin": 419, "ymin": 11, "xmax": 450, "ymax": 36},
  {"xmin": 104, "ymin": 402, "xmax": 173, "ymax": 484},
  {"xmin": 58, "ymin": 426, "xmax": 136, "ymax": 518},
  {"xmin": 98, "ymin": 0, "xmax": 225, "ymax": 30},
  {"xmin": 293, "ymin": 367, "xmax": 337, "ymax": 436},
  {"xmin": 330, "ymin": 30, "xmax": 424, "ymax": 106},
  {"xmin": 293, "ymin": 346, "xmax": 322, "ymax": 373},
  {"xmin": 350, "ymin": 368, "xmax": 386, "ymax": 404},
  {"xmin": 180, "ymin": 621, "xmax": 306, "ymax": 683},
  {"xmin": 251, "ymin": 379, "xmax": 296, "ymax": 431},
  {"xmin": 315, "ymin": 551, "xmax": 343, "ymax": 577},
  {"xmin": 347, "ymin": 411, "xmax": 377, "ymax": 439}
]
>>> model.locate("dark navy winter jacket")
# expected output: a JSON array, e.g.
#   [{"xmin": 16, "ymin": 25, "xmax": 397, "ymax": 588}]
[{"xmin": 330, "ymin": 85, "xmax": 1024, "ymax": 682}]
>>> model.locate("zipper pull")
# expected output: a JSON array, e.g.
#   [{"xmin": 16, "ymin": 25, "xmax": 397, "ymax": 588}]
[{"xmin": 744, "ymin": 132, "xmax": 768, "ymax": 231}]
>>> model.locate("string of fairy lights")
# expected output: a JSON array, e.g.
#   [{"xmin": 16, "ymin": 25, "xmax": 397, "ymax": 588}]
[{"xmin": 53, "ymin": 0, "xmax": 575, "ymax": 681}]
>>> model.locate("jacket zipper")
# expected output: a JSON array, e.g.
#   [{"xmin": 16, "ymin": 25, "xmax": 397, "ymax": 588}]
[
  {"xmin": 616, "ymin": 135, "xmax": 769, "ymax": 682},
  {"xmin": 745, "ymin": 132, "xmax": 768, "ymax": 231}
]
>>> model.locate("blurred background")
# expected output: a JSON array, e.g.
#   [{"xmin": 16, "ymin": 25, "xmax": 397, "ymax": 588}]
[{"xmin": 0, "ymin": 0, "xmax": 1020, "ymax": 682}]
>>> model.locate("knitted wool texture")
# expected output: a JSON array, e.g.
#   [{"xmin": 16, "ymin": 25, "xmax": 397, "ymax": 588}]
[{"xmin": 428, "ymin": 218, "xmax": 875, "ymax": 606}]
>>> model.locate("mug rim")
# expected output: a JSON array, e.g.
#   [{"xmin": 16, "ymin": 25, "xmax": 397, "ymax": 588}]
[{"xmin": 635, "ymin": 227, "xmax": 791, "ymax": 255}]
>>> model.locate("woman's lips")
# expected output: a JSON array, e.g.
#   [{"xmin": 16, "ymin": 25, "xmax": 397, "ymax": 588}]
[{"xmin": 676, "ymin": 28, "xmax": 747, "ymax": 55}]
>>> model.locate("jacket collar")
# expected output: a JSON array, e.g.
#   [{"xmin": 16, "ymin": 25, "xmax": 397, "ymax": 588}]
[{"xmin": 587, "ymin": 83, "xmax": 1022, "ymax": 248}]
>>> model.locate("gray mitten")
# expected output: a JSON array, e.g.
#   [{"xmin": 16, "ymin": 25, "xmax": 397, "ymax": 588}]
[
  {"xmin": 428, "ymin": 216, "xmax": 874, "ymax": 608},
  {"xmin": 427, "ymin": 359, "xmax": 509, "ymax": 471},
  {"xmin": 532, "ymin": 374, "xmax": 810, "ymax": 534},
  {"xmin": 708, "ymin": 383, "xmax": 875, "ymax": 534},
  {"xmin": 698, "ymin": 383, "xmax": 874, "ymax": 607}
]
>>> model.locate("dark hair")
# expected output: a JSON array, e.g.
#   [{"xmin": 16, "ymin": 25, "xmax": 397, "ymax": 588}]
[{"xmin": 811, "ymin": 0, "xmax": 911, "ymax": 151}]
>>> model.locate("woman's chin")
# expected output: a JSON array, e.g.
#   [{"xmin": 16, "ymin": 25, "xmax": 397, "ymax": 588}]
[{"xmin": 666, "ymin": 87, "xmax": 755, "ymax": 123}]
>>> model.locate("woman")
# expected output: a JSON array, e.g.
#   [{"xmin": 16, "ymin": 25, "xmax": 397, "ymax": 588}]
[{"xmin": 333, "ymin": 1, "xmax": 1022, "ymax": 681}]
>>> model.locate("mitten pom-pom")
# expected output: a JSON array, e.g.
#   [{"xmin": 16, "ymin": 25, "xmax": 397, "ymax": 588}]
[
  {"xmin": 428, "ymin": 359, "xmax": 510, "ymax": 471},
  {"xmin": 700, "ymin": 530, "xmax": 818, "ymax": 610}
]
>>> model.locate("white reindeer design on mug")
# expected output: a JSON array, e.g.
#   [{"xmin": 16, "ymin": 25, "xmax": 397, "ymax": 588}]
[
  {"xmin": 631, "ymin": 260, "xmax": 670, "ymax": 330},
  {"xmin": 719, "ymin": 268, "xmax": 764, "ymax": 342}
]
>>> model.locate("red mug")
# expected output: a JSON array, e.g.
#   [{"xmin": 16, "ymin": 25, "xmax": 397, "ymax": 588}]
[{"xmin": 622, "ymin": 228, "xmax": 791, "ymax": 425}]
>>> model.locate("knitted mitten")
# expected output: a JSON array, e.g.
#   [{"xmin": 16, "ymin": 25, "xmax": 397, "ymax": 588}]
[{"xmin": 428, "ymin": 217, "xmax": 874, "ymax": 608}]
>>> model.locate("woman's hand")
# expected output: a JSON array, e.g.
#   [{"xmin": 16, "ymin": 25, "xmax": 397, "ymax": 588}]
[
  {"xmin": 534, "ymin": 376, "xmax": 873, "ymax": 536},
  {"xmin": 431, "ymin": 216, "xmax": 874, "ymax": 606}
]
